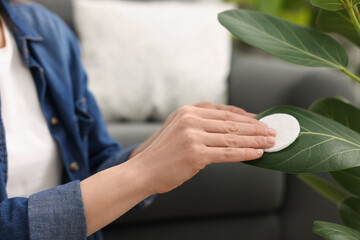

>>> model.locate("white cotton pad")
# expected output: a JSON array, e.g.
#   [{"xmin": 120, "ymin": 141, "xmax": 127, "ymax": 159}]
[{"xmin": 259, "ymin": 113, "xmax": 300, "ymax": 153}]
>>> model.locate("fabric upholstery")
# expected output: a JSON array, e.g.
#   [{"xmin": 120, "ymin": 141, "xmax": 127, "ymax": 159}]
[
  {"xmin": 103, "ymin": 214, "xmax": 280, "ymax": 240},
  {"xmin": 229, "ymin": 52, "xmax": 356, "ymax": 113}
]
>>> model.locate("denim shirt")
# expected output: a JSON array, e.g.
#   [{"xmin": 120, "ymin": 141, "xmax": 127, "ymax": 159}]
[{"xmin": 0, "ymin": 1, "xmax": 149, "ymax": 239}]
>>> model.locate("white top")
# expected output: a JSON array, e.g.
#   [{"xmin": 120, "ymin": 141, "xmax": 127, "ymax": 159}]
[{"xmin": 0, "ymin": 18, "xmax": 62, "ymax": 198}]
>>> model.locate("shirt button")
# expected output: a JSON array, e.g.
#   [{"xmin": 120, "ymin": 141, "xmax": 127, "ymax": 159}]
[
  {"xmin": 51, "ymin": 117, "xmax": 59, "ymax": 125},
  {"xmin": 70, "ymin": 162, "xmax": 79, "ymax": 172}
]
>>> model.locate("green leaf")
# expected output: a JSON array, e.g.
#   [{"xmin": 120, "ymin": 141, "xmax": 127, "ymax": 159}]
[
  {"xmin": 309, "ymin": 98, "xmax": 360, "ymax": 197},
  {"xmin": 339, "ymin": 197, "xmax": 360, "ymax": 231},
  {"xmin": 331, "ymin": 168, "xmax": 360, "ymax": 197},
  {"xmin": 317, "ymin": 9, "xmax": 360, "ymax": 47},
  {"xmin": 310, "ymin": 0, "xmax": 347, "ymax": 11},
  {"xmin": 309, "ymin": 98, "xmax": 360, "ymax": 133},
  {"xmin": 313, "ymin": 221, "xmax": 360, "ymax": 239},
  {"xmin": 247, "ymin": 106, "xmax": 360, "ymax": 173},
  {"xmin": 218, "ymin": 9, "xmax": 348, "ymax": 68},
  {"xmin": 297, "ymin": 173, "xmax": 348, "ymax": 204}
]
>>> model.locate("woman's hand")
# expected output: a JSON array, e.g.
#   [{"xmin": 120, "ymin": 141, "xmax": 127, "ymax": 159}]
[
  {"xmin": 129, "ymin": 102, "xmax": 261, "ymax": 158},
  {"xmin": 81, "ymin": 102, "xmax": 276, "ymax": 235},
  {"xmin": 128, "ymin": 103, "xmax": 276, "ymax": 195}
]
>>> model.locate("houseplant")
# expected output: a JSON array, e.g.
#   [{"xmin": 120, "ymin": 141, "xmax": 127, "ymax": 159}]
[
  {"xmin": 219, "ymin": 0, "xmax": 360, "ymax": 239},
  {"xmin": 224, "ymin": 0, "xmax": 314, "ymax": 25}
]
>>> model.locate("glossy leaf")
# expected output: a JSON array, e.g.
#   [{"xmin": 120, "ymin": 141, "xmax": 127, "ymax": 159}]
[
  {"xmin": 247, "ymin": 106, "xmax": 360, "ymax": 173},
  {"xmin": 310, "ymin": 0, "xmax": 347, "ymax": 11},
  {"xmin": 313, "ymin": 221, "xmax": 360, "ymax": 239},
  {"xmin": 218, "ymin": 9, "xmax": 348, "ymax": 68},
  {"xmin": 309, "ymin": 98, "xmax": 360, "ymax": 197},
  {"xmin": 298, "ymin": 173, "xmax": 348, "ymax": 204},
  {"xmin": 317, "ymin": 9, "xmax": 360, "ymax": 47},
  {"xmin": 309, "ymin": 98, "xmax": 360, "ymax": 133},
  {"xmin": 339, "ymin": 197, "xmax": 360, "ymax": 231}
]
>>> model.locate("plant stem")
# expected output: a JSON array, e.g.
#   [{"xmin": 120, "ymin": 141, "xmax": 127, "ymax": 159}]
[
  {"xmin": 341, "ymin": 68, "xmax": 360, "ymax": 83},
  {"xmin": 354, "ymin": 5, "xmax": 360, "ymax": 21},
  {"xmin": 347, "ymin": 2, "xmax": 360, "ymax": 37}
]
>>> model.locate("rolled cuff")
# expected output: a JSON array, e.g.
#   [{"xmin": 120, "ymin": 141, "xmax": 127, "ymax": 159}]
[{"xmin": 28, "ymin": 181, "xmax": 87, "ymax": 240}]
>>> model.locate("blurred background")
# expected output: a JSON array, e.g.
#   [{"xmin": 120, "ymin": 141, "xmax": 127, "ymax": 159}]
[
  {"xmin": 225, "ymin": 0, "xmax": 315, "ymax": 26},
  {"xmin": 33, "ymin": 0, "xmax": 360, "ymax": 239}
]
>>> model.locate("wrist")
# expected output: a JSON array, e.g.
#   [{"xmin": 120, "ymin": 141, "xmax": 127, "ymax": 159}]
[
  {"xmin": 81, "ymin": 155, "xmax": 153, "ymax": 235},
  {"xmin": 129, "ymin": 146, "xmax": 141, "ymax": 159},
  {"xmin": 124, "ymin": 153, "xmax": 155, "ymax": 197}
]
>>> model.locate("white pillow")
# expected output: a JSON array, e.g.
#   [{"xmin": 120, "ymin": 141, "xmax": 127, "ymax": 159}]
[{"xmin": 74, "ymin": 0, "xmax": 233, "ymax": 121}]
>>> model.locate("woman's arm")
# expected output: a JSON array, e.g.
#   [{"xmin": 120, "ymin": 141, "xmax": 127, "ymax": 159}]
[{"xmin": 81, "ymin": 104, "xmax": 276, "ymax": 236}]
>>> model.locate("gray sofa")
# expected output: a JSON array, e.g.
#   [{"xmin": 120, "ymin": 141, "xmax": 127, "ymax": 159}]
[{"xmin": 33, "ymin": 0, "xmax": 357, "ymax": 239}]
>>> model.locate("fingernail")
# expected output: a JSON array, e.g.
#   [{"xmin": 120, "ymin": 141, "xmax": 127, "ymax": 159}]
[
  {"xmin": 256, "ymin": 149, "xmax": 264, "ymax": 155},
  {"xmin": 267, "ymin": 128, "xmax": 276, "ymax": 136},
  {"xmin": 266, "ymin": 137, "xmax": 276, "ymax": 144}
]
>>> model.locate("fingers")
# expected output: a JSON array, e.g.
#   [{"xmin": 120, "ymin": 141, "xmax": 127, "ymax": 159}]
[
  {"xmin": 200, "ymin": 119, "xmax": 275, "ymax": 136},
  {"xmin": 178, "ymin": 105, "xmax": 260, "ymax": 125},
  {"xmin": 213, "ymin": 104, "xmax": 256, "ymax": 118},
  {"xmin": 205, "ymin": 147, "xmax": 265, "ymax": 163},
  {"xmin": 193, "ymin": 102, "xmax": 256, "ymax": 118},
  {"xmin": 203, "ymin": 132, "xmax": 276, "ymax": 149}
]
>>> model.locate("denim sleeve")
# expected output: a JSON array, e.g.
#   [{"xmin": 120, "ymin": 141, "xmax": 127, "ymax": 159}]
[
  {"xmin": 95, "ymin": 143, "xmax": 140, "ymax": 172},
  {"xmin": 28, "ymin": 181, "xmax": 87, "ymax": 240},
  {"xmin": 0, "ymin": 197, "xmax": 29, "ymax": 239}
]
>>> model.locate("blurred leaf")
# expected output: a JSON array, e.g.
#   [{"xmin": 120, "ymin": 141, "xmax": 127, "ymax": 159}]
[
  {"xmin": 310, "ymin": 0, "xmax": 347, "ymax": 11},
  {"xmin": 298, "ymin": 173, "xmax": 348, "ymax": 204},
  {"xmin": 280, "ymin": 7, "xmax": 313, "ymax": 25},
  {"xmin": 313, "ymin": 221, "xmax": 360, "ymax": 239},
  {"xmin": 332, "ymin": 168, "xmax": 360, "ymax": 197},
  {"xmin": 247, "ymin": 106, "xmax": 360, "ymax": 173},
  {"xmin": 334, "ymin": 95, "xmax": 352, "ymax": 104},
  {"xmin": 317, "ymin": 9, "xmax": 360, "ymax": 47},
  {"xmin": 309, "ymin": 98, "xmax": 360, "ymax": 197},
  {"xmin": 218, "ymin": 9, "xmax": 348, "ymax": 68},
  {"xmin": 258, "ymin": 0, "xmax": 284, "ymax": 15},
  {"xmin": 339, "ymin": 197, "xmax": 360, "ymax": 231},
  {"xmin": 284, "ymin": 0, "xmax": 309, "ymax": 8},
  {"xmin": 309, "ymin": 98, "xmax": 360, "ymax": 133}
]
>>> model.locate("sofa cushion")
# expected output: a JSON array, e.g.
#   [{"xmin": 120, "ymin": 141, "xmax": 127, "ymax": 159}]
[
  {"xmin": 104, "ymin": 213, "xmax": 280, "ymax": 240},
  {"xmin": 119, "ymin": 162, "xmax": 285, "ymax": 223},
  {"xmin": 107, "ymin": 122, "xmax": 162, "ymax": 148},
  {"xmin": 74, "ymin": 0, "xmax": 232, "ymax": 121}
]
